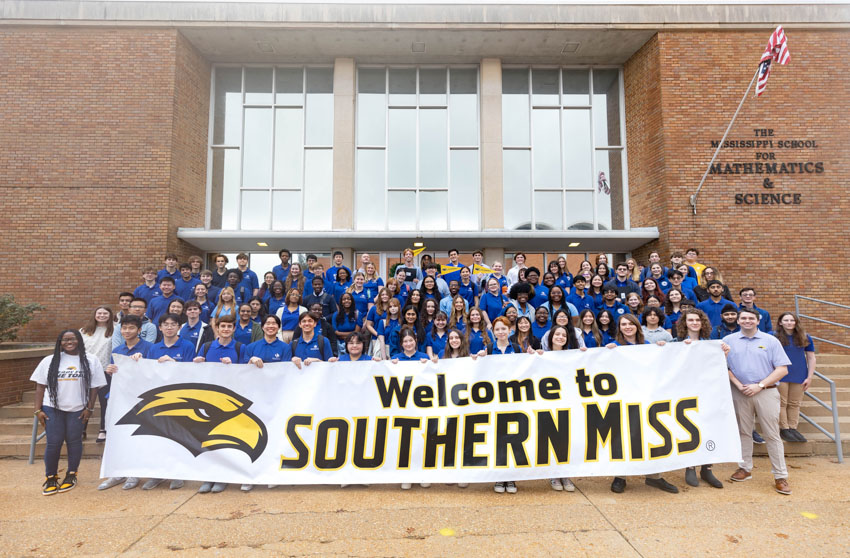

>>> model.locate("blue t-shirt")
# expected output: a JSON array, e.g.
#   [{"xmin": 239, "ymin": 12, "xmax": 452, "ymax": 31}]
[
  {"xmin": 112, "ymin": 339, "xmax": 153, "ymax": 362},
  {"xmin": 244, "ymin": 338, "xmax": 293, "ymax": 362},
  {"xmin": 147, "ymin": 338, "xmax": 196, "ymax": 362},
  {"xmin": 290, "ymin": 334, "xmax": 334, "ymax": 361},
  {"xmin": 467, "ymin": 328, "xmax": 495, "ymax": 354},
  {"xmin": 133, "ymin": 283, "xmax": 161, "ymax": 303},
  {"xmin": 780, "ymin": 335, "xmax": 815, "ymax": 383}
]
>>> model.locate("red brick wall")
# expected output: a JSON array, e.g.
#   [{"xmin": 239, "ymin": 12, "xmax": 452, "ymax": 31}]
[
  {"xmin": 0, "ymin": 28, "xmax": 209, "ymax": 341},
  {"xmin": 0, "ymin": 354, "xmax": 50, "ymax": 407},
  {"xmin": 625, "ymin": 30, "xmax": 850, "ymax": 347}
]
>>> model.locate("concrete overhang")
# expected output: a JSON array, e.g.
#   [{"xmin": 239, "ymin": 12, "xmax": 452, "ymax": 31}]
[{"xmin": 177, "ymin": 227, "xmax": 660, "ymax": 253}]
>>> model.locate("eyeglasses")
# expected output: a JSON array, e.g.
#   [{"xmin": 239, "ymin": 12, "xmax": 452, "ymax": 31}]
[{"xmin": 129, "ymin": 305, "xmax": 146, "ymax": 309}]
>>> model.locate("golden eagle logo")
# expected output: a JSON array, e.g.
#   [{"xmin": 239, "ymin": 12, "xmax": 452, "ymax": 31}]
[{"xmin": 117, "ymin": 383, "xmax": 268, "ymax": 462}]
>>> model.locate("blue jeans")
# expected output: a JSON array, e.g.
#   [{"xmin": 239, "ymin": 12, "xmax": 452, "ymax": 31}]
[{"xmin": 43, "ymin": 406, "xmax": 84, "ymax": 477}]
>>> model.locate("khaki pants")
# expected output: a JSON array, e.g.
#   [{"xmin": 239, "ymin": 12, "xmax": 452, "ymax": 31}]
[
  {"xmin": 778, "ymin": 382, "xmax": 805, "ymax": 429},
  {"xmin": 731, "ymin": 387, "xmax": 788, "ymax": 479}
]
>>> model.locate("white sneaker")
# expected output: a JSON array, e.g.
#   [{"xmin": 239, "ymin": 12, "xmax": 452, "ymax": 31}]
[
  {"xmin": 401, "ymin": 483, "xmax": 412, "ymax": 490},
  {"xmin": 211, "ymin": 482, "xmax": 228, "ymax": 493},
  {"xmin": 122, "ymin": 477, "xmax": 139, "ymax": 490},
  {"xmin": 506, "ymin": 481, "xmax": 517, "ymax": 494},
  {"xmin": 240, "ymin": 484, "xmax": 253, "ymax": 492},
  {"xmin": 420, "ymin": 483, "xmax": 431, "ymax": 488},
  {"xmin": 98, "ymin": 477, "xmax": 125, "ymax": 491},
  {"xmin": 561, "ymin": 478, "xmax": 576, "ymax": 492},
  {"xmin": 458, "ymin": 483, "xmax": 469, "ymax": 488},
  {"xmin": 169, "ymin": 479, "xmax": 184, "ymax": 490},
  {"xmin": 550, "ymin": 478, "xmax": 564, "ymax": 491},
  {"xmin": 142, "ymin": 478, "xmax": 165, "ymax": 490},
  {"xmin": 494, "ymin": 482, "xmax": 506, "ymax": 493}
]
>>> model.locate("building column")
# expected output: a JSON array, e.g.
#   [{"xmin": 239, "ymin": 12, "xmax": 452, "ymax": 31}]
[
  {"xmin": 480, "ymin": 58, "xmax": 503, "ymax": 231},
  {"xmin": 332, "ymin": 58, "xmax": 355, "ymax": 230}
]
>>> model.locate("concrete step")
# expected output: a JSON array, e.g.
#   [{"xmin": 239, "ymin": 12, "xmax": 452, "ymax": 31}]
[
  {"xmin": 0, "ymin": 401, "xmax": 101, "ymax": 419},
  {"xmin": 0, "ymin": 417, "xmax": 102, "ymax": 436},
  {"xmin": 0, "ymin": 435, "xmax": 105, "ymax": 458},
  {"xmin": 816, "ymin": 354, "xmax": 850, "ymax": 365}
]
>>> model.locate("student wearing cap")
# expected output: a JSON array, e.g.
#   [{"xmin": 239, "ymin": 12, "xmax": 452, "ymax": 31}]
[{"xmin": 696, "ymin": 280, "xmax": 736, "ymax": 327}]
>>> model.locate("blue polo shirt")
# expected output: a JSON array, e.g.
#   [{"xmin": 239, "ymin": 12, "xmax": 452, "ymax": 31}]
[
  {"xmin": 174, "ymin": 277, "xmax": 201, "ymax": 300},
  {"xmin": 325, "ymin": 265, "xmax": 353, "ymax": 284},
  {"xmin": 555, "ymin": 273, "xmax": 573, "ymax": 291},
  {"xmin": 467, "ymin": 328, "xmax": 495, "ymax": 354},
  {"xmin": 581, "ymin": 329, "xmax": 600, "ymax": 348},
  {"xmin": 331, "ymin": 311, "xmax": 362, "ymax": 334},
  {"xmin": 780, "ymin": 335, "xmax": 815, "ymax": 384},
  {"xmin": 532, "ymin": 320, "xmax": 550, "ymax": 341},
  {"xmin": 237, "ymin": 268, "xmax": 259, "ymax": 296},
  {"xmin": 197, "ymin": 300, "xmax": 214, "ymax": 323},
  {"xmin": 349, "ymin": 289, "xmax": 370, "ymax": 315},
  {"xmin": 364, "ymin": 278, "xmax": 384, "ymax": 301},
  {"xmin": 244, "ymin": 338, "xmax": 292, "ymax": 362},
  {"xmin": 724, "ymin": 330, "xmax": 791, "ymax": 385},
  {"xmin": 234, "ymin": 321, "xmax": 254, "ymax": 345},
  {"xmin": 457, "ymin": 281, "xmax": 479, "ymax": 307},
  {"xmin": 425, "ymin": 331, "xmax": 448, "ymax": 356},
  {"xmin": 697, "ymin": 297, "xmax": 736, "ymax": 327},
  {"xmin": 148, "ymin": 294, "xmax": 183, "ymax": 326},
  {"xmin": 133, "ymin": 283, "xmax": 161, "ymax": 303},
  {"xmin": 148, "ymin": 338, "xmax": 196, "ymax": 362},
  {"xmin": 267, "ymin": 296, "xmax": 287, "ymax": 317},
  {"xmin": 199, "ymin": 339, "xmax": 245, "ymax": 363},
  {"xmin": 489, "ymin": 343, "xmax": 517, "ymax": 355},
  {"xmin": 396, "ymin": 351, "xmax": 430, "ymax": 361},
  {"xmin": 488, "ymin": 274, "xmax": 509, "ymax": 296},
  {"xmin": 178, "ymin": 321, "xmax": 206, "ymax": 347},
  {"xmin": 566, "ymin": 292, "xmax": 596, "ymax": 315},
  {"xmin": 290, "ymin": 334, "xmax": 334, "ymax": 361},
  {"xmin": 272, "ymin": 264, "xmax": 290, "ymax": 282},
  {"xmin": 376, "ymin": 318, "xmax": 400, "ymax": 340},
  {"xmin": 597, "ymin": 301, "xmax": 628, "ymax": 317},
  {"xmin": 277, "ymin": 305, "xmax": 302, "ymax": 331},
  {"xmin": 339, "ymin": 353, "xmax": 371, "ymax": 361},
  {"xmin": 529, "ymin": 284, "xmax": 549, "ymax": 309},
  {"xmin": 156, "ymin": 268, "xmax": 180, "ymax": 285},
  {"xmin": 332, "ymin": 281, "xmax": 353, "ymax": 304},
  {"xmin": 112, "ymin": 338, "xmax": 153, "ymax": 362}
]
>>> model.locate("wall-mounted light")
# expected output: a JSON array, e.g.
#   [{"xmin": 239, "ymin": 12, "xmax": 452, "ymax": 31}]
[
  {"xmin": 568, "ymin": 242, "xmax": 581, "ymax": 247},
  {"xmin": 413, "ymin": 241, "xmax": 425, "ymax": 248},
  {"xmin": 257, "ymin": 242, "xmax": 269, "ymax": 247}
]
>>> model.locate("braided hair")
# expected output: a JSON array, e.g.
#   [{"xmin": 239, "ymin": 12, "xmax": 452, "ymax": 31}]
[{"xmin": 46, "ymin": 330, "xmax": 93, "ymax": 409}]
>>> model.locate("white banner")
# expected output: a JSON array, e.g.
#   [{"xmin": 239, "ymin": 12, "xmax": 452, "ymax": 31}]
[{"xmin": 102, "ymin": 342, "xmax": 741, "ymax": 484}]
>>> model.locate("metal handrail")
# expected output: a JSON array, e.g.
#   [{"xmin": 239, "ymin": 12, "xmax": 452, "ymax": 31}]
[
  {"xmin": 28, "ymin": 416, "xmax": 46, "ymax": 465},
  {"xmin": 794, "ymin": 295, "xmax": 847, "ymax": 463}
]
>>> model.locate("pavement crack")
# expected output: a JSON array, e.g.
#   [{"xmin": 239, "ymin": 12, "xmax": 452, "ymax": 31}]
[{"xmin": 576, "ymin": 485, "xmax": 646, "ymax": 558}]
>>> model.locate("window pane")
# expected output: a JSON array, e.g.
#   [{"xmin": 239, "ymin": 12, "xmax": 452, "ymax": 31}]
[
  {"xmin": 450, "ymin": 68, "xmax": 477, "ymax": 94},
  {"xmin": 213, "ymin": 67, "xmax": 242, "ymax": 145},
  {"xmin": 275, "ymin": 67, "xmax": 303, "ymax": 105},
  {"xmin": 245, "ymin": 68, "xmax": 273, "ymax": 105},
  {"xmin": 531, "ymin": 69, "xmax": 559, "ymax": 106},
  {"xmin": 450, "ymin": 150, "xmax": 479, "ymax": 230},
  {"xmin": 303, "ymin": 150, "xmax": 333, "ymax": 230},
  {"xmin": 387, "ymin": 191, "xmax": 416, "ymax": 230},
  {"xmin": 565, "ymin": 191, "xmax": 594, "ymax": 230},
  {"xmin": 243, "ymin": 108, "xmax": 273, "ymax": 188},
  {"xmin": 562, "ymin": 109, "xmax": 593, "ymax": 190},
  {"xmin": 595, "ymin": 149, "xmax": 624, "ymax": 231},
  {"xmin": 355, "ymin": 150, "xmax": 385, "ymax": 230},
  {"xmin": 535, "ymin": 191, "xmax": 562, "ymax": 230},
  {"xmin": 502, "ymin": 93, "xmax": 530, "ymax": 147},
  {"xmin": 420, "ymin": 190, "xmax": 448, "ymax": 230},
  {"xmin": 593, "ymin": 69, "xmax": 622, "ymax": 146},
  {"xmin": 241, "ymin": 190, "xmax": 270, "ymax": 230},
  {"xmin": 388, "ymin": 68, "xmax": 416, "ymax": 106},
  {"xmin": 272, "ymin": 190, "xmax": 301, "ymax": 231},
  {"xmin": 358, "ymin": 68, "xmax": 385, "ymax": 93},
  {"xmin": 306, "ymin": 68, "xmax": 333, "ymax": 93},
  {"xmin": 357, "ymin": 93, "xmax": 386, "ymax": 146},
  {"xmin": 502, "ymin": 150, "xmax": 531, "ymax": 230},
  {"xmin": 273, "ymin": 108, "xmax": 303, "ymax": 189},
  {"xmin": 210, "ymin": 148, "xmax": 241, "ymax": 229},
  {"xmin": 450, "ymin": 92, "xmax": 477, "ymax": 146},
  {"xmin": 388, "ymin": 109, "xmax": 416, "ymax": 188},
  {"xmin": 419, "ymin": 109, "xmax": 448, "ymax": 188},
  {"xmin": 502, "ymin": 68, "xmax": 528, "ymax": 95},
  {"xmin": 531, "ymin": 109, "xmax": 561, "ymax": 189},
  {"xmin": 562, "ymin": 69, "xmax": 590, "ymax": 106},
  {"xmin": 306, "ymin": 92, "xmax": 333, "ymax": 146},
  {"xmin": 419, "ymin": 68, "xmax": 447, "ymax": 106}
]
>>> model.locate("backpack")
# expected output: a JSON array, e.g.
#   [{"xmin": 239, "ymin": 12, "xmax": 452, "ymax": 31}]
[
  {"xmin": 200, "ymin": 340, "xmax": 243, "ymax": 361},
  {"xmin": 291, "ymin": 335, "xmax": 328, "ymax": 361}
]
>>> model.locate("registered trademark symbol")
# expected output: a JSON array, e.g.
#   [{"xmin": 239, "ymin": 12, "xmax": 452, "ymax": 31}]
[{"xmin": 706, "ymin": 440, "xmax": 716, "ymax": 451}]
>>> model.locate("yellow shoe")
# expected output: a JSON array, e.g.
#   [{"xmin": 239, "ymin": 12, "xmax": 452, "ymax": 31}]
[{"xmin": 42, "ymin": 475, "xmax": 59, "ymax": 496}]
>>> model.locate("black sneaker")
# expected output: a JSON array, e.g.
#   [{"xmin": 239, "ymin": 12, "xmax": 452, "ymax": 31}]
[
  {"xmin": 58, "ymin": 472, "xmax": 77, "ymax": 493},
  {"xmin": 791, "ymin": 429, "xmax": 808, "ymax": 442},
  {"xmin": 611, "ymin": 477, "xmax": 626, "ymax": 493},
  {"xmin": 752, "ymin": 430, "xmax": 766, "ymax": 444},
  {"xmin": 645, "ymin": 477, "xmax": 679, "ymax": 494},
  {"xmin": 42, "ymin": 475, "xmax": 59, "ymax": 496},
  {"xmin": 780, "ymin": 429, "xmax": 796, "ymax": 443}
]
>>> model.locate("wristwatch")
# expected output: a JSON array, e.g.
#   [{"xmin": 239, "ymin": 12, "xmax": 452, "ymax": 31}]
[
  {"xmin": 34, "ymin": 409, "xmax": 42, "ymax": 416},
  {"xmin": 757, "ymin": 382, "xmax": 765, "ymax": 389}
]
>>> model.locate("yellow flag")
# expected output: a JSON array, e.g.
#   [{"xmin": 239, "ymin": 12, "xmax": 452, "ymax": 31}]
[
  {"xmin": 472, "ymin": 263, "xmax": 493, "ymax": 275},
  {"xmin": 411, "ymin": 246, "xmax": 427, "ymax": 257},
  {"xmin": 439, "ymin": 264, "xmax": 464, "ymax": 275}
]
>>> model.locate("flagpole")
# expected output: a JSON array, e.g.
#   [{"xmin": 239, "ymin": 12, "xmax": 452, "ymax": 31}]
[{"xmin": 689, "ymin": 68, "xmax": 760, "ymax": 215}]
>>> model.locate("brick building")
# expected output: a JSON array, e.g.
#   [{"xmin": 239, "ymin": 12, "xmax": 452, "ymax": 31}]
[{"xmin": 0, "ymin": 1, "xmax": 847, "ymax": 341}]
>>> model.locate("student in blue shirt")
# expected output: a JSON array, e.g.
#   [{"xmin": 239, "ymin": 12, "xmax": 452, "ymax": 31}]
[
  {"xmin": 331, "ymin": 268, "xmax": 353, "ymax": 304},
  {"xmin": 225, "ymin": 269, "xmax": 251, "ymax": 307},
  {"xmin": 244, "ymin": 315, "xmax": 294, "ymax": 366},
  {"xmin": 191, "ymin": 284, "xmax": 215, "ymax": 323},
  {"xmin": 774, "ymin": 312, "xmax": 816, "ymax": 443},
  {"xmin": 711, "ymin": 305, "xmax": 741, "ymax": 339},
  {"xmin": 387, "ymin": 305, "xmax": 425, "ymax": 358},
  {"xmin": 338, "ymin": 331, "xmax": 379, "ymax": 362},
  {"xmin": 179, "ymin": 301, "xmax": 213, "ymax": 352},
  {"xmin": 347, "ymin": 273, "xmax": 371, "ymax": 316},
  {"xmin": 198, "ymin": 270, "xmax": 221, "ymax": 304},
  {"xmin": 457, "ymin": 266, "xmax": 479, "ymax": 307},
  {"xmin": 696, "ymin": 280, "xmax": 736, "ymax": 327},
  {"xmin": 233, "ymin": 253, "xmax": 259, "ymax": 297},
  {"xmin": 331, "ymin": 293, "xmax": 362, "ymax": 354},
  {"xmin": 193, "ymin": 313, "xmax": 245, "ymax": 365},
  {"xmin": 148, "ymin": 277, "xmax": 183, "ymax": 327},
  {"xmin": 364, "ymin": 288, "xmax": 390, "ymax": 344},
  {"xmin": 290, "ymin": 311, "xmax": 335, "ymax": 364},
  {"xmin": 233, "ymin": 304, "xmax": 255, "ymax": 345},
  {"xmin": 465, "ymin": 307, "xmax": 495, "ymax": 354},
  {"xmin": 148, "ymin": 314, "xmax": 196, "ymax": 363},
  {"xmin": 532, "ymin": 306, "xmax": 551, "ymax": 341},
  {"xmin": 439, "ymin": 328, "xmax": 475, "ymax": 360},
  {"xmin": 391, "ymin": 327, "xmax": 431, "ymax": 362},
  {"xmin": 524, "ymin": 268, "xmax": 548, "ymax": 309},
  {"xmin": 363, "ymin": 262, "xmax": 384, "ymax": 301},
  {"xmin": 174, "ymin": 263, "xmax": 201, "ymax": 301},
  {"xmin": 644, "ymin": 263, "xmax": 672, "ymax": 294},
  {"xmin": 133, "ymin": 267, "xmax": 161, "ymax": 303},
  {"xmin": 596, "ymin": 309, "xmax": 618, "ymax": 346},
  {"xmin": 667, "ymin": 269, "xmax": 696, "ymax": 302},
  {"xmin": 578, "ymin": 309, "xmax": 603, "ymax": 348},
  {"xmin": 325, "ymin": 251, "xmax": 352, "ymax": 285},
  {"xmin": 425, "ymin": 312, "xmax": 449, "ymax": 358},
  {"xmin": 487, "ymin": 317, "xmax": 523, "ymax": 355},
  {"xmin": 739, "ymin": 287, "xmax": 773, "ymax": 333},
  {"xmin": 565, "ymin": 275, "xmax": 595, "ymax": 316},
  {"xmin": 598, "ymin": 286, "xmax": 629, "ymax": 319},
  {"xmin": 156, "ymin": 253, "xmax": 180, "ymax": 285},
  {"xmin": 265, "ymin": 280, "xmax": 288, "ymax": 317},
  {"xmin": 272, "ymin": 249, "xmax": 291, "ymax": 282},
  {"xmin": 376, "ymin": 299, "xmax": 402, "ymax": 360}
]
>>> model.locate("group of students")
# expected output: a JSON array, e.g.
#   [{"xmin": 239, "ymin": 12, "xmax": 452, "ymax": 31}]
[{"xmin": 31, "ymin": 247, "xmax": 815, "ymax": 497}]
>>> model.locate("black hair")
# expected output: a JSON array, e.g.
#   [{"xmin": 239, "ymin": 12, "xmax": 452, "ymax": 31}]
[
  {"xmin": 739, "ymin": 287, "xmax": 756, "ymax": 295},
  {"xmin": 46, "ymin": 330, "xmax": 92, "ymax": 410},
  {"xmin": 118, "ymin": 291, "xmax": 134, "ymax": 300},
  {"xmin": 158, "ymin": 313, "xmax": 181, "ymax": 325},
  {"xmin": 227, "ymin": 268, "xmax": 244, "ymax": 282},
  {"xmin": 333, "ymin": 250, "xmax": 344, "ymax": 258},
  {"xmin": 279, "ymin": 248, "xmax": 291, "ymax": 257},
  {"xmin": 120, "ymin": 314, "xmax": 143, "ymax": 328},
  {"xmin": 131, "ymin": 297, "xmax": 148, "ymax": 308},
  {"xmin": 642, "ymin": 306, "xmax": 666, "ymax": 325},
  {"xmin": 525, "ymin": 266, "xmax": 541, "ymax": 277},
  {"xmin": 179, "ymin": 262, "xmax": 191, "ymax": 270},
  {"xmin": 263, "ymin": 314, "xmax": 282, "ymax": 328},
  {"xmin": 596, "ymin": 309, "xmax": 617, "ymax": 334},
  {"xmin": 547, "ymin": 323, "xmax": 580, "ymax": 350},
  {"xmin": 509, "ymin": 282, "xmax": 533, "ymax": 300},
  {"xmin": 722, "ymin": 304, "xmax": 739, "ymax": 314},
  {"xmin": 159, "ymin": 276, "xmax": 175, "ymax": 285},
  {"xmin": 336, "ymin": 293, "xmax": 358, "ymax": 327},
  {"xmin": 336, "ymin": 267, "xmax": 350, "ymax": 283}
]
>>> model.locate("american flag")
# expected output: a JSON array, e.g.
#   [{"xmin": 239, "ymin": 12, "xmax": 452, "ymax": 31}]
[{"xmin": 756, "ymin": 26, "xmax": 791, "ymax": 97}]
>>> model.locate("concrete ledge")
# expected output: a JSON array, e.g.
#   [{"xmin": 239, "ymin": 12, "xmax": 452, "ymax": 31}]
[{"xmin": 0, "ymin": 345, "xmax": 52, "ymax": 361}]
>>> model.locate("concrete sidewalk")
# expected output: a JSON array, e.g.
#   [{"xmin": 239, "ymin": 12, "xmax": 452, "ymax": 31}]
[{"xmin": 1, "ymin": 457, "xmax": 847, "ymax": 557}]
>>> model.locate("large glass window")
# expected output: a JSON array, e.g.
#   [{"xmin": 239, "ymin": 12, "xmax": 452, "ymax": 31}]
[
  {"xmin": 208, "ymin": 66, "xmax": 333, "ymax": 231},
  {"xmin": 355, "ymin": 66, "xmax": 480, "ymax": 231},
  {"xmin": 502, "ymin": 67, "xmax": 626, "ymax": 231}
]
